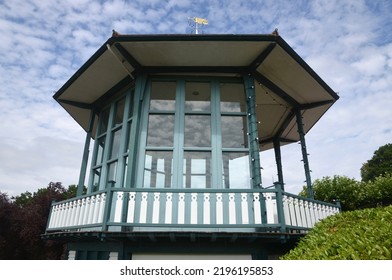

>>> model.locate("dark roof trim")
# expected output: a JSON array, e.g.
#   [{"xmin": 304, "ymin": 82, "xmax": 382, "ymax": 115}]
[
  {"xmin": 249, "ymin": 43, "xmax": 276, "ymax": 70},
  {"xmin": 58, "ymin": 99, "xmax": 93, "ymax": 109},
  {"xmin": 252, "ymin": 71, "xmax": 300, "ymax": 107},
  {"xmin": 93, "ymin": 76, "xmax": 134, "ymax": 109},
  {"xmin": 107, "ymin": 34, "xmax": 279, "ymax": 44},
  {"xmin": 299, "ymin": 100, "xmax": 334, "ymax": 110},
  {"xmin": 113, "ymin": 42, "xmax": 142, "ymax": 73},
  {"xmin": 144, "ymin": 66, "xmax": 249, "ymax": 74}
]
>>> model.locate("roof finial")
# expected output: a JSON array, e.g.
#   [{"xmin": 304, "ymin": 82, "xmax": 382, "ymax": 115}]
[
  {"xmin": 272, "ymin": 28, "xmax": 279, "ymax": 36},
  {"xmin": 112, "ymin": 29, "xmax": 120, "ymax": 37}
]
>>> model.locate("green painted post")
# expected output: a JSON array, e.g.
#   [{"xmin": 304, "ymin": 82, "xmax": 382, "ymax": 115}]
[
  {"xmin": 243, "ymin": 74, "xmax": 262, "ymax": 189},
  {"xmin": 295, "ymin": 109, "xmax": 314, "ymax": 199},
  {"xmin": 273, "ymin": 138, "xmax": 284, "ymax": 189},
  {"xmin": 243, "ymin": 74, "xmax": 267, "ymax": 225},
  {"xmin": 274, "ymin": 182, "xmax": 286, "ymax": 235},
  {"xmin": 77, "ymin": 109, "xmax": 95, "ymax": 196}
]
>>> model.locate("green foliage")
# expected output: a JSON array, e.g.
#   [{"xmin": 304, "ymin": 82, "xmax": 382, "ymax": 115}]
[
  {"xmin": 301, "ymin": 173, "xmax": 392, "ymax": 211},
  {"xmin": 281, "ymin": 205, "xmax": 392, "ymax": 260},
  {"xmin": 361, "ymin": 143, "xmax": 392, "ymax": 182}
]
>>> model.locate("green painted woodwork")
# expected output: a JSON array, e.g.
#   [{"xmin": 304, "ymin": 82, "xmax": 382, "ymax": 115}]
[{"xmin": 295, "ymin": 109, "xmax": 313, "ymax": 198}]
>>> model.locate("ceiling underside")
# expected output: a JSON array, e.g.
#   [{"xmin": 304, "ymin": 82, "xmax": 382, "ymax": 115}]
[{"xmin": 54, "ymin": 34, "xmax": 338, "ymax": 151}]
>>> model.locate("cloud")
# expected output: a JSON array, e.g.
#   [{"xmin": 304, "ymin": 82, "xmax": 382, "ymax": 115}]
[{"xmin": 0, "ymin": 0, "xmax": 391, "ymax": 197}]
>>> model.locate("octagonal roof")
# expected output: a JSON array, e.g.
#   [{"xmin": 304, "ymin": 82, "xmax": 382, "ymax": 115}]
[{"xmin": 54, "ymin": 34, "xmax": 339, "ymax": 151}]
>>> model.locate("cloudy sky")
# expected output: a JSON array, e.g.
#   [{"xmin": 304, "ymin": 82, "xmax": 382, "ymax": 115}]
[{"xmin": 0, "ymin": 0, "xmax": 391, "ymax": 196}]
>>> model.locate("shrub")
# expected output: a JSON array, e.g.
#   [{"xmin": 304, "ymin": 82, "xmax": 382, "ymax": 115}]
[{"xmin": 281, "ymin": 205, "xmax": 392, "ymax": 260}]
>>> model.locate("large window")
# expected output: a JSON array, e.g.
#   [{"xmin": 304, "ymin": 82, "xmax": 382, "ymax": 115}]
[
  {"xmin": 89, "ymin": 89, "xmax": 134, "ymax": 193},
  {"xmin": 139, "ymin": 78, "xmax": 251, "ymax": 189}
]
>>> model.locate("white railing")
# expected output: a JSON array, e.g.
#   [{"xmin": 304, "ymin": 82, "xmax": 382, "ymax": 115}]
[{"xmin": 46, "ymin": 189, "xmax": 340, "ymax": 232}]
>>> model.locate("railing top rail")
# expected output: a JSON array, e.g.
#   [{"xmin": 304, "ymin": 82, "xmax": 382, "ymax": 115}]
[{"xmin": 283, "ymin": 191, "xmax": 340, "ymax": 209}]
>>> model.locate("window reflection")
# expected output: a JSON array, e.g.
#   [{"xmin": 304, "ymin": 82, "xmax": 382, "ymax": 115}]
[
  {"xmin": 95, "ymin": 137, "xmax": 105, "ymax": 165},
  {"xmin": 185, "ymin": 82, "xmax": 211, "ymax": 111},
  {"xmin": 222, "ymin": 152, "xmax": 250, "ymax": 189},
  {"xmin": 107, "ymin": 162, "xmax": 117, "ymax": 186},
  {"xmin": 183, "ymin": 152, "xmax": 211, "ymax": 188},
  {"xmin": 220, "ymin": 83, "xmax": 246, "ymax": 112},
  {"xmin": 150, "ymin": 82, "xmax": 176, "ymax": 111},
  {"xmin": 110, "ymin": 128, "xmax": 122, "ymax": 159},
  {"xmin": 92, "ymin": 167, "xmax": 101, "ymax": 192},
  {"xmin": 113, "ymin": 98, "xmax": 125, "ymax": 126},
  {"xmin": 184, "ymin": 115, "xmax": 211, "ymax": 147},
  {"xmin": 221, "ymin": 116, "xmax": 248, "ymax": 148},
  {"xmin": 147, "ymin": 115, "xmax": 174, "ymax": 147},
  {"xmin": 144, "ymin": 151, "xmax": 173, "ymax": 188},
  {"xmin": 98, "ymin": 108, "xmax": 110, "ymax": 135}
]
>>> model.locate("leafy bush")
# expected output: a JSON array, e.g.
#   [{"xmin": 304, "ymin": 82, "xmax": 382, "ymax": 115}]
[
  {"xmin": 300, "ymin": 173, "xmax": 392, "ymax": 211},
  {"xmin": 281, "ymin": 205, "xmax": 392, "ymax": 260}
]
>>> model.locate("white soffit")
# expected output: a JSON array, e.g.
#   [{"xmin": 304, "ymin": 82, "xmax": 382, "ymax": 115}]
[{"xmin": 58, "ymin": 50, "xmax": 131, "ymax": 104}]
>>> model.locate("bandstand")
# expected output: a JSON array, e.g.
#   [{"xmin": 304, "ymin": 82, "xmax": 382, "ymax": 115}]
[{"xmin": 43, "ymin": 33, "xmax": 340, "ymax": 260}]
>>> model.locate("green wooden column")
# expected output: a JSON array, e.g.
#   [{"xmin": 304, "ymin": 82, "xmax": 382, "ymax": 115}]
[
  {"xmin": 273, "ymin": 137, "xmax": 284, "ymax": 189},
  {"xmin": 244, "ymin": 74, "xmax": 267, "ymax": 225},
  {"xmin": 244, "ymin": 74, "xmax": 262, "ymax": 189},
  {"xmin": 77, "ymin": 109, "xmax": 95, "ymax": 196},
  {"xmin": 295, "ymin": 109, "xmax": 313, "ymax": 198}
]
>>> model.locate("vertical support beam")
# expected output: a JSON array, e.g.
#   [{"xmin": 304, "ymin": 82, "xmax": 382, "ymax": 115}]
[
  {"xmin": 273, "ymin": 138, "xmax": 284, "ymax": 189},
  {"xmin": 126, "ymin": 73, "xmax": 148, "ymax": 188},
  {"xmin": 295, "ymin": 109, "xmax": 313, "ymax": 198},
  {"xmin": 77, "ymin": 109, "xmax": 95, "ymax": 196},
  {"xmin": 274, "ymin": 182, "xmax": 286, "ymax": 236},
  {"xmin": 244, "ymin": 74, "xmax": 267, "ymax": 226},
  {"xmin": 243, "ymin": 74, "xmax": 262, "ymax": 189}
]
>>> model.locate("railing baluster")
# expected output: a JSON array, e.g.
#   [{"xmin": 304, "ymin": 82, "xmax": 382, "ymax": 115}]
[
  {"xmin": 203, "ymin": 193, "xmax": 210, "ymax": 224},
  {"xmin": 253, "ymin": 193, "xmax": 262, "ymax": 224},
  {"xmin": 241, "ymin": 193, "xmax": 249, "ymax": 224},
  {"xmin": 165, "ymin": 193, "xmax": 173, "ymax": 224},
  {"xmin": 152, "ymin": 192, "xmax": 160, "ymax": 224}
]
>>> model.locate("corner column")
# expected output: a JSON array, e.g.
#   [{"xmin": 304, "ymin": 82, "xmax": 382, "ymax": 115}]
[
  {"xmin": 77, "ymin": 109, "xmax": 95, "ymax": 196},
  {"xmin": 273, "ymin": 138, "xmax": 284, "ymax": 189},
  {"xmin": 244, "ymin": 74, "xmax": 262, "ymax": 188},
  {"xmin": 295, "ymin": 109, "xmax": 313, "ymax": 198}
]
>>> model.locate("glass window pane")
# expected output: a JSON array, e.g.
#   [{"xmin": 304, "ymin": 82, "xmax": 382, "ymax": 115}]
[
  {"xmin": 221, "ymin": 116, "xmax": 248, "ymax": 148},
  {"xmin": 113, "ymin": 97, "xmax": 125, "ymax": 126},
  {"xmin": 222, "ymin": 152, "xmax": 250, "ymax": 189},
  {"xmin": 98, "ymin": 107, "xmax": 110, "ymax": 134},
  {"xmin": 92, "ymin": 167, "xmax": 101, "ymax": 192},
  {"xmin": 110, "ymin": 128, "xmax": 122, "ymax": 159},
  {"xmin": 183, "ymin": 152, "xmax": 211, "ymax": 188},
  {"xmin": 123, "ymin": 156, "xmax": 128, "ymax": 187},
  {"xmin": 95, "ymin": 136, "xmax": 105, "ymax": 165},
  {"xmin": 150, "ymin": 82, "xmax": 176, "ymax": 111},
  {"xmin": 220, "ymin": 83, "xmax": 246, "ymax": 112},
  {"xmin": 147, "ymin": 115, "xmax": 174, "ymax": 147},
  {"xmin": 144, "ymin": 151, "xmax": 173, "ymax": 188},
  {"xmin": 185, "ymin": 82, "xmax": 211, "ymax": 111},
  {"xmin": 184, "ymin": 115, "xmax": 211, "ymax": 147},
  {"xmin": 107, "ymin": 162, "xmax": 117, "ymax": 186}
]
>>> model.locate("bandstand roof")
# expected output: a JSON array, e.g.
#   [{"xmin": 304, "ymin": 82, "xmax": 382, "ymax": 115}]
[{"xmin": 54, "ymin": 34, "xmax": 338, "ymax": 151}]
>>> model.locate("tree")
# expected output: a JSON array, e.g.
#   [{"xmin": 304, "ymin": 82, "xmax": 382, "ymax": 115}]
[
  {"xmin": 0, "ymin": 182, "xmax": 76, "ymax": 259},
  {"xmin": 299, "ymin": 175, "xmax": 362, "ymax": 211},
  {"xmin": 361, "ymin": 143, "xmax": 392, "ymax": 182}
]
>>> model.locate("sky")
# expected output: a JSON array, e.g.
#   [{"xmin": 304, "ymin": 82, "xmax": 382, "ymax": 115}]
[{"xmin": 0, "ymin": 0, "xmax": 391, "ymax": 196}]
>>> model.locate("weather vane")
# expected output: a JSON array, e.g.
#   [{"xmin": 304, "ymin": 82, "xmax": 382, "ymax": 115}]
[{"xmin": 188, "ymin": 17, "xmax": 208, "ymax": 34}]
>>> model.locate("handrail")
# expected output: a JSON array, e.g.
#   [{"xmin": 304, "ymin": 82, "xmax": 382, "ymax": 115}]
[{"xmin": 46, "ymin": 187, "xmax": 340, "ymax": 234}]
